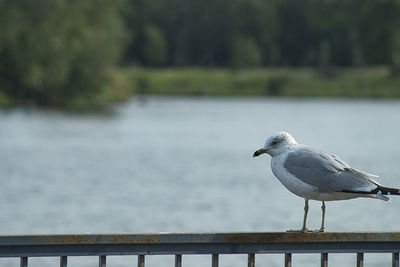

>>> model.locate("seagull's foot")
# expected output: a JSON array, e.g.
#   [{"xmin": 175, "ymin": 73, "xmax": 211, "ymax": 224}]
[
  {"xmin": 286, "ymin": 228, "xmax": 308, "ymax": 233},
  {"xmin": 287, "ymin": 228, "xmax": 324, "ymax": 233}
]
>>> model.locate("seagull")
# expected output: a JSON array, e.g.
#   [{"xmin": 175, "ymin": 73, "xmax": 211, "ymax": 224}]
[{"xmin": 253, "ymin": 132, "xmax": 400, "ymax": 232}]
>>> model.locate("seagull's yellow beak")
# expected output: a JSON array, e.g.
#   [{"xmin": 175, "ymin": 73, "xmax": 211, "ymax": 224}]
[{"xmin": 253, "ymin": 148, "xmax": 267, "ymax": 157}]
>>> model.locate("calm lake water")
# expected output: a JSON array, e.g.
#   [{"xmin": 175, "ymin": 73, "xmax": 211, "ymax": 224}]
[{"xmin": 1, "ymin": 96, "xmax": 400, "ymax": 267}]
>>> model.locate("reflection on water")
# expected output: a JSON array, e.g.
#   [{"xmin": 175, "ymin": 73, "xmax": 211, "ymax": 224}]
[{"xmin": 1, "ymin": 97, "xmax": 400, "ymax": 266}]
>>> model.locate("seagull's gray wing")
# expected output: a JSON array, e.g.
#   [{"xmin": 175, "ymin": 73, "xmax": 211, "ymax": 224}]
[{"xmin": 283, "ymin": 146, "xmax": 379, "ymax": 193}]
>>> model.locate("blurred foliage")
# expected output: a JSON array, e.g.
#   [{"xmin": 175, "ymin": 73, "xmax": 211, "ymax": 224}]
[
  {"xmin": 230, "ymin": 36, "xmax": 262, "ymax": 68},
  {"xmin": 141, "ymin": 24, "xmax": 167, "ymax": 66},
  {"xmin": 391, "ymin": 29, "xmax": 400, "ymax": 76},
  {"xmin": 0, "ymin": 0, "xmax": 126, "ymax": 106},
  {"xmin": 1, "ymin": 0, "xmax": 400, "ymax": 106},
  {"xmin": 116, "ymin": 67, "xmax": 400, "ymax": 98},
  {"xmin": 124, "ymin": 0, "xmax": 400, "ymax": 69}
]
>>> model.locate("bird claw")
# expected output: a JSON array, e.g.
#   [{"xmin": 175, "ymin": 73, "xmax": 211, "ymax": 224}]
[
  {"xmin": 286, "ymin": 229, "xmax": 307, "ymax": 233},
  {"xmin": 287, "ymin": 228, "xmax": 324, "ymax": 233}
]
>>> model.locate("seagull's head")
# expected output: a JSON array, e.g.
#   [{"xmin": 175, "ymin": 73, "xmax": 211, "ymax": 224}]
[{"xmin": 253, "ymin": 132, "xmax": 297, "ymax": 157}]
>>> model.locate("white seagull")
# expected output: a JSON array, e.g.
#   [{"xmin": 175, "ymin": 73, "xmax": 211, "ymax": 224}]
[{"xmin": 253, "ymin": 132, "xmax": 399, "ymax": 232}]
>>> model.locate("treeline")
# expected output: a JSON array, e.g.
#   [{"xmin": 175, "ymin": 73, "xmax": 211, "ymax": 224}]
[
  {"xmin": 126, "ymin": 0, "xmax": 400, "ymax": 70},
  {"xmin": 1, "ymin": 0, "xmax": 400, "ymax": 105}
]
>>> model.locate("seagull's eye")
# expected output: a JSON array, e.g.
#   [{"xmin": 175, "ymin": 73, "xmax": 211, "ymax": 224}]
[{"xmin": 271, "ymin": 140, "xmax": 279, "ymax": 145}]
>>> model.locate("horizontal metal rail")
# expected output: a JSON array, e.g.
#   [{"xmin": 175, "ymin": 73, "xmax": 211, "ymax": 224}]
[{"xmin": 0, "ymin": 232, "xmax": 399, "ymax": 266}]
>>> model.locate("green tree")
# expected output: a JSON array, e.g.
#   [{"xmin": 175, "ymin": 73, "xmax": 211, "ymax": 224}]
[
  {"xmin": 391, "ymin": 30, "xmax": 400, "ymax": 76},
  {"xmin": 234, "ymin": 0, "xmax": 279, "ymax": 65},
  {"xmin": 230, "ymin": 36, "xmax": 261, "ymax": 68},
  {"xmin": 0, "ymin": 0, "xmax": 126, "ymax": 106},
  {"xmin": 142, "ymin": 24, "xmax": 167, "ymax": 66}
]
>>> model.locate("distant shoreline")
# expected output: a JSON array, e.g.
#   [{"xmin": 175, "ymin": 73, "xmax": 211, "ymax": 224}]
[
  {"xmin": 2, "ymin": 67, "xmax": 400, "ymax": 108},
  {"xmin": 111, "ymin": 66, "xmax": 400, "ymax": 100}
]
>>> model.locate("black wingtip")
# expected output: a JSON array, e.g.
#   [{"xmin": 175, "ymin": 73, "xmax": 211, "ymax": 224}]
[
  {"xmin": 378, "ymin": 186, "xmax": 400, "ymax": 196},
  {"xmin": 342, "ymin": 186, "xmax": 400, "ymax": 196}
]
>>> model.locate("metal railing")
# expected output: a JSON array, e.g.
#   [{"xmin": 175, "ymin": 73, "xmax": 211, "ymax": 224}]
[{"xmin": 1, "ymin": 232, "xmax": 400, "ymax": 267}]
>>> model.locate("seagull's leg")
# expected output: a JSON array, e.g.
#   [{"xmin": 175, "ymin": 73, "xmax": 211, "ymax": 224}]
[
  {"xmin": 287, "ymin": 199, "xmax": 310, "ymax": 232},
  {"xmin": 301, "ymin": 199, "xmax": 309, "ymax": 232},
  {"xmin": 319, "ymin": 201, "xmax": 326, "ymax": 232}
]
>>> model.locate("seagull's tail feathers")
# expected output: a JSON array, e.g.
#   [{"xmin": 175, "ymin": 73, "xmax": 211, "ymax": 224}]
[
  {"xmin": 343, "ymin": 185, "xmax": 400, "ymax": 201},
  {"xmin": 374, "ymin": 186, "xmax": 400, "ymax": 202},
  {"xmin": 377, "ymin": 186, "xmax": 400, "ymax": 195},
  {"xmin": 375, "ymin": 193, "xmax": 391, "ymax": 202}
]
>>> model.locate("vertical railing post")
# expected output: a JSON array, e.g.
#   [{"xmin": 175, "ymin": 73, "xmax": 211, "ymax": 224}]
[
  {"xmin": 356, "ymin": 253, "xmax": 363, "ymax": 267},
  {"xmin": 99, "ymin": 256, "xmax": 106, "ymax": 267},
  {"xmin": 212, "ymin": 254, "xmax": 219, "ymax": 267},
  {"xmin": 175, "ymin": 254, "xmax": 182, "ymax": 267},
  {"xmin": 285, "ymin": 253, "xmax": 292, "ymax": 267},
  {"xmin": 248, "ymin": 253, "xmax": 255, "ymax": 267},
  {"xmin": 321, "ymin": 253, "xmax": 328, "ymax": 267},
  {"xmin": 138, "ymin": 255, "xmax": 145, "ymax": 267},
  {"xmin": 60, "ymin": 256, "xmax": 68, "ymax": 267},
  {"xmin": 393, "ymin": 252, "xmax": 399, "ymax": 267},
  {"xmin": 20, "ymin": 257, "xmax": 28, "ymax": 267}
]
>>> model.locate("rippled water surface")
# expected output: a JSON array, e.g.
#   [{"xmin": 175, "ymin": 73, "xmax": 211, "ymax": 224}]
[{"xmin": 1, "ymin": 97, "xmax": 400, "ymax": 266}]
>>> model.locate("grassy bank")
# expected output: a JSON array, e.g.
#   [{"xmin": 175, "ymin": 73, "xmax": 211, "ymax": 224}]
[
  {"xmin": 111, "ymin": 67, "xmax": 400, "ymax": 99},
  {"xmin": 2, "ymin": 67, "xmax": 400, "ymax": 108}
]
